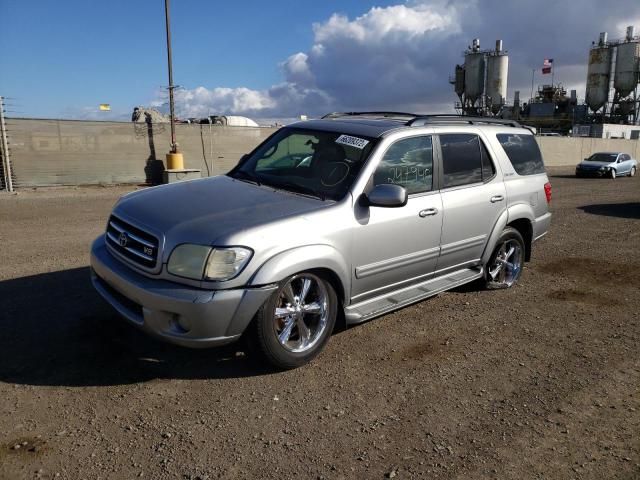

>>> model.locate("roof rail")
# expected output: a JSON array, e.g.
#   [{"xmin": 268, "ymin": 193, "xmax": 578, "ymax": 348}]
[
  {"xmin": 407, "ymin": 115, "xmax": 522, "ymax": 128},
  {"xmin": 321, "ymin": 111, "xmax": 419, "ymax": 120}
]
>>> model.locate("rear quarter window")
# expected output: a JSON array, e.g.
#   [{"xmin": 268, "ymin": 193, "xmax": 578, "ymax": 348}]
[{"xmin": 496, "ymin": 133, "xmax": 545, "ymax": 175}]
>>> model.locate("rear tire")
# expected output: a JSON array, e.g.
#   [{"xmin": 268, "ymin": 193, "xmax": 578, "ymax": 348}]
[
  {"xmin": 483, "ymin": 227, "xmax": 525, "ymax": 289},
  {"xmin": 248, "ymin": 272, "xmax": 337, "ymax": 369},
  {"xmin": 630, "ymin": 166, "xmax": 636, "ymax": 177}
]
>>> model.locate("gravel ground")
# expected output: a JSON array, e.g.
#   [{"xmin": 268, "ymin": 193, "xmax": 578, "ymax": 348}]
[{"xmin": 0, "ymin": 169, "xmax": 639, "ymax": 480}]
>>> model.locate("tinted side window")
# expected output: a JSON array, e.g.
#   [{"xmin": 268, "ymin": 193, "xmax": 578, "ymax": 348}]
[
  {"xmin": 441, "ymin": 134, "xmax": 483, "ymax": 188},
  {"xmin": 496, "ymin": 133, "xmax": 545, "ymax": 175},
  {"xmin": 373, "ymin": 136, "xmax": 433, "ymax": 194}
]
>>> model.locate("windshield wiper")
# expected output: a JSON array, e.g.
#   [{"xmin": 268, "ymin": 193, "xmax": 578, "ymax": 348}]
[
  {"xmin": 230, "ymin": 170, "xmax": 261, "ymax": 186},
  {"xmin": 267, "ymin": 181, "xmax": 326, "ymax": 201}
]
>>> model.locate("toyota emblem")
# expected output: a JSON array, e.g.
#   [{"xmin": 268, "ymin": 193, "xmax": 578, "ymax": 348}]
[{"xmin": 118, "ymin": 232, "xmax": 128, "ymax": 247}]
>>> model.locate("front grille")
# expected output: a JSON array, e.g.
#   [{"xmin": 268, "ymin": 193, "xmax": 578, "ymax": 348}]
[{"xmin": 105, "ymin": 215, "xmax": 159, "ymax": 270}]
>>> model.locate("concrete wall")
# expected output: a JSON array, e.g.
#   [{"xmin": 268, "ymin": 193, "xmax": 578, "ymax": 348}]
[
  {"xmin": 4, "ymin": 118, "xmax": 640, "ymax": 188},
  {"xmin": 6, "ymin": 118, "xmax": 277, "ymax": 187},
  {"xmin": 537, "ymin": 136, "xmax": 640, "ymax": 166}
]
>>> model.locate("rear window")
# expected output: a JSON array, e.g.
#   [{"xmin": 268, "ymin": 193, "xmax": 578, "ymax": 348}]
[{"xmin": 496, "ymin": 133, "xmax": 545, "ymax": 175}]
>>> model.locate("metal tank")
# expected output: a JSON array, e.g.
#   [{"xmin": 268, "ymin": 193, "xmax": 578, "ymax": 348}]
[
  {"xmin": 454, "ymin": 64, "xmax": 465, "ymax": 98},
  {"xmin": 614, "ymin": 26, "xmax": 639, "ymax": 98},
  {"xmin": 486, "ymin": 40, "xmax": 508, "ymax": 113},
  {"xmin": 464, "ymin": 39, "xmax": 485, "ymax": 104},
  {"xmin": 586, "ymin": 32, "xmax": 612, "ymax": 112}
]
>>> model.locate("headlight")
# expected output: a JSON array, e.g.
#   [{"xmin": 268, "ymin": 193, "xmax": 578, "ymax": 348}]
[
  {"xmin": 167, "ymin": 244, "xmax": 252, "ymax": 281},
  {"xmin": 599, "ymin": 166, "xmax": 606, "ymax": 171},
  {"xmin": 204, "ymin": 247, "xmax": 252, "ymax": 281},
  {"xmin": 167, "ymin": 244, "xmax": 212, "ymax": 279}
]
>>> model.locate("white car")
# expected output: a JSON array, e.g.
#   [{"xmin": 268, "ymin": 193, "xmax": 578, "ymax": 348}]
[{"xmin": 575, "ymin": 152, "xmax": 637, "ymax": 179}]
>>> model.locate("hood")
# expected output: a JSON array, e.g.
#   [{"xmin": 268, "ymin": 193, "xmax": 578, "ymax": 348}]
[{"xmin": 113, "ymin": 176, "xmax": 328, "ymax": 250}]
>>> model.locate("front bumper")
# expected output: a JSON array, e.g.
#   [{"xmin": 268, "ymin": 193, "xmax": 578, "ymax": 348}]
[
  {"xmin": 576, "ymin": 167, "xmax": 608, "ymax": 177},
  {"xmin": 90, "ymin": 236, "xmax": 277, "ymax": 348}
]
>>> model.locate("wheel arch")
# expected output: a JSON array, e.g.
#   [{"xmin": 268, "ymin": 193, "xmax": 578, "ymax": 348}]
[
  {"xmin": 507, "ymin": 218, "xmax": 533, "ymax": 262},
  {"xmin": 482, "ymin": 205, "xmax": 534, "ymax": 264},
  {"xmin": 248, "ymin": 244, "xmax": 350, "ymax": 305}
]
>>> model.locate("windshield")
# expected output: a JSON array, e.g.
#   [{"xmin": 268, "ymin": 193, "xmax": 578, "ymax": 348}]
[
  {"xmin": 586, "ymin": 153, "xmax": 618, "ymax": 162},
  {"xmin": 228, "ymin": 127, "xmax": 377, "ymax": 201}
]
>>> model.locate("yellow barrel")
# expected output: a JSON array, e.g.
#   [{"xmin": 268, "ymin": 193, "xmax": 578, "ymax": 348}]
[{"xmin": 166, "ymin": 152, "xmax": 184, "ymax": 170}]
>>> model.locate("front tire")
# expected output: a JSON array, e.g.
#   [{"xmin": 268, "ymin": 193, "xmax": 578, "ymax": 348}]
[
  {"xmin": 248, "ymin": 272, "xmax": 337, "ymax": 369},
  {"xmin": 484, "ymin": 227, "xmax": 525, "ymax": 289},
  {"xmin": 609, "ymin": 168, "xmax": 616, "ymax": 179}
]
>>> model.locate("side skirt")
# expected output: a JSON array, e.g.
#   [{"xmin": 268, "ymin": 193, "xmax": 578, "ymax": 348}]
[{"xmin": 344, "ymin": 266, "xmax": 483, "ymax": 325}]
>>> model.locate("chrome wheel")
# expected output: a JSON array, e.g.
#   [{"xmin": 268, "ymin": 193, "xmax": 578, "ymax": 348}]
[
  {"xmin": 273, "ymin": 273, "xmax": 329, "ymax": 353},
  {"xmin": 488, "ymin": 239, "xmax": 523, "ymax": 287},
  {"xmin": 610, "ymin": 168, "xmax": 616, "ymax": 179},
  {"xmin": 630, "ymin": 167, "xmax": 636, "ymax": 177}
]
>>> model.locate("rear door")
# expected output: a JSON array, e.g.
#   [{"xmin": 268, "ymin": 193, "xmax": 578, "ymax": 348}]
[{"xmin": 435, "ymin": 132, "xmax": 506, "ymax": 274}]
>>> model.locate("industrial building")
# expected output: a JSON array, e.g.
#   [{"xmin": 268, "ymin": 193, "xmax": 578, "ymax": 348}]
[{"xmin": 451, "ymin": 26, "xmax": 640, "ymax": 136}]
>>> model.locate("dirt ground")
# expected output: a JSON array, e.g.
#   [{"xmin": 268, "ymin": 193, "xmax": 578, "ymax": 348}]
[{"xmin": 1, "ymin": 169, "xmax": 639, "ymax": 480}]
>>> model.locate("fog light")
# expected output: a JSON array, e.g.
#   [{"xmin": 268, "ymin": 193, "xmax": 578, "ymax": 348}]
[{"xmin": 173, "ymin": 314, "xmax": 191, "ymax": 333}]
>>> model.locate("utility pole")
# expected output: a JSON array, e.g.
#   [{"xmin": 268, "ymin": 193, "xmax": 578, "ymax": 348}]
[
  {"xmin": 164, "ymin": 0, "xmax": 184, "ymax": 171},
  {"xmin": 0, "ymin": 96, "xmax": 13, "ymax": 192},
  {"xmin": 530, "ymin": 69, "xmax": 535, "ymax": 103},
  {"xmin": 165, "ymin": 0, "xmax": 176, "ymax": 152}
]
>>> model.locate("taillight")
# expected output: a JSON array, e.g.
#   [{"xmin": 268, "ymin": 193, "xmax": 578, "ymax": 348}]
[{"xmin": 544, "ymin": 182, "xmax": 552, "ymax": 203}]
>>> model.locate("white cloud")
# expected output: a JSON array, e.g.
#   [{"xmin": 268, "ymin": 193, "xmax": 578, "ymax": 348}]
[
  {"xmin": 154, "ymin": 0, "xmax": 638, "ymax": 120},
  {"xmin": 280, "ymin": 52, "xmax": 315, "ymax": 86},
  {"xmin": 173, "ymin": 86, "xmax": 274, "ymax": 118},
  {"xmin": 313, "ymin": 4, "xmax": 458, "ymax": 44}
]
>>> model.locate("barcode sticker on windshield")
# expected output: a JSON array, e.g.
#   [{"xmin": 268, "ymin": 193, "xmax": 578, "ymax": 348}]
[{"xmin": 335, "ymin": 135, "xmax": 369, "ymax": 150}]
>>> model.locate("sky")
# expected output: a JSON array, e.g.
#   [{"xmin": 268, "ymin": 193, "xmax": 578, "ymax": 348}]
[{"xmin": 1, "ymin": 0, "xmax": 638, "ymax": 122}]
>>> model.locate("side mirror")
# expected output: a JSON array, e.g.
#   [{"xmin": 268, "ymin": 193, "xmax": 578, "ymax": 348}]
[{"xmin": 366, "ymin": 184, "xmax": 408, "ymax": 208}]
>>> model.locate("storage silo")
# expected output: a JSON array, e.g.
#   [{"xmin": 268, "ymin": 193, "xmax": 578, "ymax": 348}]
[
  {"xmin": 486, "ymin": 40, "xmax": 508, "ymax": 113},
  {"xmin": 614, "ymin": 26, "xmax": 639, "ymax": 98},
  {"xmin": 586, "ymin": 33, "xmax": 612, "ymax": 112},
  {"xmin": 464, "ymin": 39, "xmax": 485, "ymax": 104}
]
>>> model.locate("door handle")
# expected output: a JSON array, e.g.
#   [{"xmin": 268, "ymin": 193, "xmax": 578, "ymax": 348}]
[
  {"xmin": 490, "ymin": 195, "xmax": 505, "ymax": 203},
  {"xmin": 418, "ymin": 208, "xmax": 438, "ymax": 217}
]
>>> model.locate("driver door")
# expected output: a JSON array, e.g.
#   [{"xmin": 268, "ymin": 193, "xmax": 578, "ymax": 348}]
[
  {"xmin": 351, "ymin": 135, "xmax": 443, "ymax": 303},
  {"xmin": 618, "ymin": 154, "xmax": 632, "ymax": 174}
]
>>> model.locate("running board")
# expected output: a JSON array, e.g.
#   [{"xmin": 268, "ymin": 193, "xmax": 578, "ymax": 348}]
[{"xmin": 344, "ymin": 267, "xmax": 483, "ymax": 325}]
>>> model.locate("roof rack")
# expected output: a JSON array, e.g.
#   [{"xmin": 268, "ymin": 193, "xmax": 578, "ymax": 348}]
[
  {"xmin": 321, "ymin": 111, "xmax": 420, "ymax": 120},
  {"xmin": 320, "ymin": 112, "xmax": 524, "ymax": 129},
  {"xmin": 407, "ymin": 115, "xmax": 521, "ymax": 128}
]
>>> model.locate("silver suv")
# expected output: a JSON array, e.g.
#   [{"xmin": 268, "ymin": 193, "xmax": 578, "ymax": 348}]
[{"xmin": 90, "ymin": 113, "xmax": 552, "ymax": 368}]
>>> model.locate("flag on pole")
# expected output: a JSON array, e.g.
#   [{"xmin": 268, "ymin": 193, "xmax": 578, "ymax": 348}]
[
  {"xmin": 99, "ymin": 104, "xmax": 111, "ymax": 111},
  {"xmin": 542, "ymin": 58, "xmax": 553, "ymax": 75}
]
